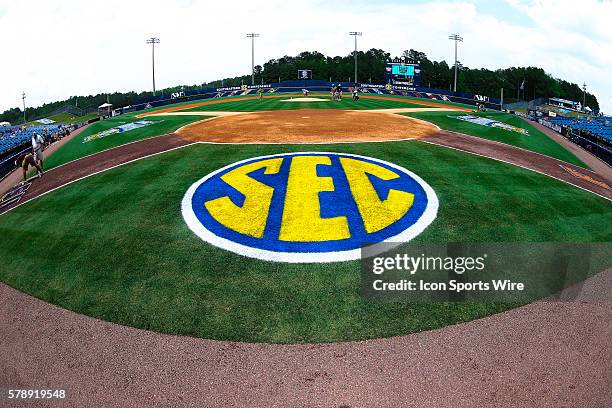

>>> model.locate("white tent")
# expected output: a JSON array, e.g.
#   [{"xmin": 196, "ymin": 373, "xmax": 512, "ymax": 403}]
[{"xmin": 98, "ymin": 102, "xmax": 113, "ymax": 117}]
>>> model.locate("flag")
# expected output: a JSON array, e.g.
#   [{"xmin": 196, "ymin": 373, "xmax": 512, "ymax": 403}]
[{"xmin": 520, "ymin": 79, "xmax": 525, "ymax": 90}]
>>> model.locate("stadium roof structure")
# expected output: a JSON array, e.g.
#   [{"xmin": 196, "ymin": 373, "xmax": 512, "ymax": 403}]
[{"xmin": 549, "ymin": 97, "xmax": 579, "ymax": 105}]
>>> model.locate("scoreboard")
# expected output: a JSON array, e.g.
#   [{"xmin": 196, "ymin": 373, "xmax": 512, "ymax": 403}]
[{"xmin": 385, "ymin": 59, "xmax": 421, "ymax": 87}]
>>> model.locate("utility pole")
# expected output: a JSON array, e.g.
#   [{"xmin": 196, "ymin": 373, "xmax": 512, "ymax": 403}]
[
  {"xmin": 500, "ymin": 87, "xmax": 504, "ymax": 110},
  {"xmin": 349, "ymin": 32, "xmax": 362, "ymax": 85},
  {"xmin": 448, "ymin": 34, "xmax": 463, "ymax": 93},
  {"xmin": 246, "ymin": 33, "xmax": 260, "ymax": 86},
  {"xmin": 22, "ymin": 92, "xmax": 26, "ymax": 124},
  {"xmin": 146, "ymin": 37, "xmax": 160, "ymax": 95}
]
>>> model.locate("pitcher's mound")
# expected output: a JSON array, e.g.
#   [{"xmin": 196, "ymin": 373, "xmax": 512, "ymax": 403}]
[{"xmin": 176, "ymin": 109, "xmax": 439, "ymax": 144}]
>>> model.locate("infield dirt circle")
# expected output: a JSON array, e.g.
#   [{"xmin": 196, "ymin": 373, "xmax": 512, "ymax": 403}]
[{"xmin": 176, "ymin": 109, "xmax": 440, "ymax": 143}]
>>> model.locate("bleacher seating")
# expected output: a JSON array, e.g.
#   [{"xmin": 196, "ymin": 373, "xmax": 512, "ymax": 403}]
[
  {"xmin": 0, "ymin": 124, "xmax": 64, "ymax": 155},
  {"xmin": 548, "ymin": 116, "xmax": 612, "ymax": 143}
]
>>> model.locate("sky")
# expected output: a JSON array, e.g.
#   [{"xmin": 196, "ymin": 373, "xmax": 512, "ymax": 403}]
[{"xmin": 0, "ymin": 0, "xmax": 610, "ymax": 114}]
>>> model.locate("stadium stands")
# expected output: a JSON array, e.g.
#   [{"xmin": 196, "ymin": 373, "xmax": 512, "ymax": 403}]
[
  {"xmin": 0, "ymin": 124, "xmax": 64, "ymax": 155},
  {"xmin": 0, "ymin": 124, "xmax": 67, "ymax": 179},
  {"xmin": 547, "ymin": 116, "xmax": 612, "ymax": 142},
  {"xmin": 539, "ymin": 115, "xmax": 612, "ymax": 165}
]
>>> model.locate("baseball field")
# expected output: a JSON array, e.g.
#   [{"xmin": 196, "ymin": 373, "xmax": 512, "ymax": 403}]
[
  {"xmin": 0, "ymin": 93, "xmax": 610, "ymax": 346},
  {"xmin": 1, "ymin": 92, "xmax": 611, "ymax": 406}
]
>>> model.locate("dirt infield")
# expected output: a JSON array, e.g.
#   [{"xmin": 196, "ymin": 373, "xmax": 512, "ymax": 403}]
[{"xmin": 176, "ymin": 109, "xmax": 440, "ymax": 143}]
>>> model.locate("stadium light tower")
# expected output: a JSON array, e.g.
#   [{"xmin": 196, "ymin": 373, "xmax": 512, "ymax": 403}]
[
  {"xmin": 448, "ymin": 34, "xmax": 463, "ymax": 93},
  {"xmin": 22, "ymin": 92, "xmax": 26, "ymax": 124},
  {"xmin": 349, "ymin": 32, "xmax": 362, "ymax": 85},
  {"xmin": 582, "ymin": 83, "xmax": 587, "ymax": 111},
  {"xmin": 246, "ymin": 33, "xmax": 260, "ymax": 86},
  {"xmin": 146, "ymin": 37, "xmax": 160, "ymax": 95}
]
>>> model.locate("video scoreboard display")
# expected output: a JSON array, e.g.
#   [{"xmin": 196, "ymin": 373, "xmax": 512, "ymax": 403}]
[
  {"xmin": 385, "ymin": 59, "xmax": 421, "ymax": 87},
  {"xmin": 392, "ymin": 64, "xmax": 415, "ymax": 76}
]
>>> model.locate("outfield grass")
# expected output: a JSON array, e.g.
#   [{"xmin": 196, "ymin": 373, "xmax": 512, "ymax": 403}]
[
  {"xmin": 404, "ymin": 110, "xmax": 587, "ymax": 168},
  {"xmin": 30, "ymin": 112, "xmax": 99, "ymax": 126},
  {"xmin": 178, "ymin": 95, "xmax": 446, "ymax": 112},
  {"xmin": 44, "ymin": 114, "xmax": 206, "ymax": 170},
  {"xmin": 48, "ymin": 112, "xmax": 99, "ymax": 124},
  {"xmin": 43, "ymin": 95, "xmax": 584, "ymax": 175},
  {"xmin": 42, "ymin": 94, "xmax": 470, "ymax": 169},
  {"xmin": 1, "ymin": 141, "xmax": 609, "ymax": 343}
]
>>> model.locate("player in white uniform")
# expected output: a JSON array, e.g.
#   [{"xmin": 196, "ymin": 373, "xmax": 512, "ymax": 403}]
[{"xmin": 32, "ymin": 132, "xmax": 45, "ymax": 169}]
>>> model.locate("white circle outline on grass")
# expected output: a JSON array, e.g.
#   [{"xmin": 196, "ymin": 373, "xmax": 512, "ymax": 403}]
[{"xmin": 181, "ymin": 152, "xmax": 438, "ymax": 263}]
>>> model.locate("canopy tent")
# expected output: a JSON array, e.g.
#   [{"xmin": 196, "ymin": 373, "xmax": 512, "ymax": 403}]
[{"xmin": 98, "ymin": 102, "xmax": 113, "ymax": 117}]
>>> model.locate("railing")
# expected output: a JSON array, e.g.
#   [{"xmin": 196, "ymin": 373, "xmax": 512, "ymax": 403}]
[
  {"xmin": 526, "ymin": 118, "xmax": 611, "ymax": 167},
  {"xmin": 0, "ymin": 145, "xmax": 30, "ymax": 181},
  {"xmin": 568, "ymin": 131, "xmax": 612, "ymax": 166}
]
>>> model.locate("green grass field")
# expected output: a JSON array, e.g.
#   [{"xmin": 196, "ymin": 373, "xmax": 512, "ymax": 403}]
[
  {"xmin": 1, "ymin": 141, "xmax": 609, "ymax": 343},
  {"xmin": 44, "ymin": 114, "xmax": 206, "ymax": 170},
  {"xmin": 404, "ymin": 110, "xmax": 587, "ymax": 167},
  {"xmin": 49, "ymin": 112, "xmax": 99, "ymax": 124},
  {"xmin": 178, "ymin": 94, "xmax": 451, "ymax": 112},
  {"xmin": 31, "ymin": 112, "xmax": 99, "ymax": 126},
  {"xmin": 39, "ymin": 94, "xmax": 584, "ymax": 172}
]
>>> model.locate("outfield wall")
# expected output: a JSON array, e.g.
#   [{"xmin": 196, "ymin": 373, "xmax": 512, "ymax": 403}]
[{"xmin": 121, "ymin": 80, "xmax": 502, "ymax": 114}]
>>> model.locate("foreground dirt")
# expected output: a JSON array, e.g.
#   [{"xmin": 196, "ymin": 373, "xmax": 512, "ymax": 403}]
[
  {"xmin": 1, "ymin": 270, "xmax": 610, "ymax": 407},
  {"xmin": 176, "ymin": 109, "xmax": 440, "ymax": 143}
]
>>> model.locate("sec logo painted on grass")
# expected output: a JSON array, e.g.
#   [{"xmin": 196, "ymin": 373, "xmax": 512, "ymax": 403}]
[{"xmin": 182, "ymin": 152, "xmax": 438, "ymax": 263}]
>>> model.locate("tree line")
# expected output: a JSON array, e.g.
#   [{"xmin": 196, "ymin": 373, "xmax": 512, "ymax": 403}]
[{"xmin": 0, "ymin": 48, "xmax": 599, "ymax": 124}]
